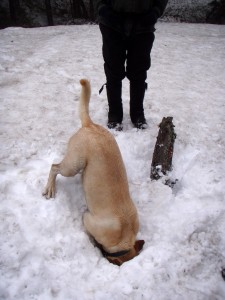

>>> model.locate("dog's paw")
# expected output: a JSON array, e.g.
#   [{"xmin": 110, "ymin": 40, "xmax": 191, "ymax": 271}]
[{"xmin": 42, "ymin": 186, "xmax": 56, "ymax": 199}]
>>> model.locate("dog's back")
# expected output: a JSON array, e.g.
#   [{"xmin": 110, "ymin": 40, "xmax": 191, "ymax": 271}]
[
  {"xmin": 78, "ymin": 79, "xmax": 136, "ymax": 217},
  {"xmin": 78, "ymin": 79, "xmax": 139, "ymax": 251}
]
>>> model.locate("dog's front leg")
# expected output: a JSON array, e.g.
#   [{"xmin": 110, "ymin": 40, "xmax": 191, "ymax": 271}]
[{"xmin": 42, "ymin": 163, "xmax": 61, "ymax": 199}]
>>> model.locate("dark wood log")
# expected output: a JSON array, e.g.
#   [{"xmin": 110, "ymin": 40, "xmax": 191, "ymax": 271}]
[
  {"xmin": 150, "ymin": 117, "xmax": 176, "ymax": 186},
  {"xmin": 222, "ymin": 268, "xmax": 225, "ymax": 281}
]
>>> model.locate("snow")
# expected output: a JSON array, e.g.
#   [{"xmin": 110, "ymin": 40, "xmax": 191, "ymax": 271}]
[{"xmin": 0, "ymin": 23, "xmax": 225, "ymax": 300}]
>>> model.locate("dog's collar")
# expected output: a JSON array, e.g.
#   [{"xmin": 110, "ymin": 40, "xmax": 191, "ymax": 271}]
[{"xmin": 102, "ymin": 249, "xmax": 130, "ymax": 258}]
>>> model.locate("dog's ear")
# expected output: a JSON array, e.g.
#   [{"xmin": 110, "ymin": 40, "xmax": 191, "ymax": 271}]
[{"xmin": 134, "ymin": 240, "xmax": 145, "ymax": 253}]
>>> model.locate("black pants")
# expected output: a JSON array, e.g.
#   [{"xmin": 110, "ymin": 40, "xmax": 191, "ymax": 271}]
[{"xmin": 100, "ymin": 23, "xmax": 155, "ymax": 123}]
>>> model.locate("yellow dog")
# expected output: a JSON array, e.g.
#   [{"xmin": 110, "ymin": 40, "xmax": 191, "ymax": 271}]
[{"xmin": 43, "ymin": 79, "xmax": 144, "ymax": 265}]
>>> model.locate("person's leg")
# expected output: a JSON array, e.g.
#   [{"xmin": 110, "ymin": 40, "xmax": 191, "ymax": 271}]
[
  {"xmin": 126, "ymin": 32, "xmax": 155, "ymax": 128},
  {"xmin": 100, "ymin": 24, "xmax": 127, "ymax": 129}
]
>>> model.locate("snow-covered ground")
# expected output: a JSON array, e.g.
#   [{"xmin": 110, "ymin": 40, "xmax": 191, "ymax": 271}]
[{"xmin": 0, "ymin": 23, "xmax": 225, "ymax": 300}]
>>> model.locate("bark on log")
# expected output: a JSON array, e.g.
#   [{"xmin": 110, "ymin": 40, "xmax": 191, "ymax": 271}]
[{"xmin": 150, "ymin": 117, "xmax": 176, "ymax": 184}]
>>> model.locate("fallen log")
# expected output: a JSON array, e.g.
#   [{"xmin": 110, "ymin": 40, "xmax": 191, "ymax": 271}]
[
  {"xmin": 222, "ymin": 268, "xmax": 225, "ymax": 281},
  {"xmin": 150, "ymin": 117, "xmax": 176, "ymax": 186}
]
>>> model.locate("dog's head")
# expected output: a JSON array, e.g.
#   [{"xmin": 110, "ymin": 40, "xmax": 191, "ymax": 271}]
[{"xmin": 105, "ymin": 240, "xmax": 145, "ymax": 266}]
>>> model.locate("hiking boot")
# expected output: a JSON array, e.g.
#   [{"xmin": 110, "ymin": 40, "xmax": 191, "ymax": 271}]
[
  {"xmin": 130, "ymin": 81, "xmax": 148, "ymax": 129},
  {"xmin": 107, "ymin": 121, "xmax": 123, "ymax": 131},
  {"xmin": 106, "ymin": 80, "xmax": 123, "ymax": 128},
  {"xmin": 132, "ymin": 116, "xmax": 148, "ymax": 130}
]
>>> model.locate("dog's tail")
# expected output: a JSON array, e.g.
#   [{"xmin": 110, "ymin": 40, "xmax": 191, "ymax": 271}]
[{"xmin": 79, "ymin": 79, "xmax": 92, "ymax": 127}]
